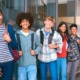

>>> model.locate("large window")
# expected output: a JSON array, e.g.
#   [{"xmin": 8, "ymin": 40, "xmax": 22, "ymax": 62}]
[
  {"xmin": 76, "ymin": 0, "xmax": 80, "ymax": 37},
  {"xmin": 28, "ymin": 0, "xmax": 56, "ymax": 30},
  {"xmin": 58, "ymin": 0, "xmax": 75, "ymax": 26},
  {"xmin": 0, "ymin": 0, "xmax": 25, "ymax": 30}
]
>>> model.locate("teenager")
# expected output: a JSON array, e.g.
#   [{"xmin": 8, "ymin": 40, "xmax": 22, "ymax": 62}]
[
  {"xmin": 57, "ymin": 22, "xmax": 69, "ymax": 80},
  {"xmin": 0, "ymin": 10, "xmax": 17, "ymax": 80},
  {"xmin": 67, "ymin": 24, "xmax": 80, "ymax": 80},
  {"xmin": 36, "ymin": 16, "xmax": 63, "ymax": 80},
  {"xmin": 16, "ymin": 12, "xmax": 41, "ymax": 80}
]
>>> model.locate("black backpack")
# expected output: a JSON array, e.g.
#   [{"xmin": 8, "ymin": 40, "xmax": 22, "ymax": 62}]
[{"xmin": 40, "ymin": 28, "xmax": 54, "ymax": 45}]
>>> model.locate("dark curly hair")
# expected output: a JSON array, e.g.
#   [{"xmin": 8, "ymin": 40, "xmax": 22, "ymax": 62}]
[
  {"xmin": 16, "ymin": 12, "xmax": 34, "ymax": 29},
  {"xmin": 70, "ymin": 24, "xmax": 78, "ymax": 29}
]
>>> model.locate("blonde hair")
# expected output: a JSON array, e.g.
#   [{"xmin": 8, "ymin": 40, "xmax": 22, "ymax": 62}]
[{"xmin": 44, "ymin": 16, "xmax": 55, "ymax": 22}]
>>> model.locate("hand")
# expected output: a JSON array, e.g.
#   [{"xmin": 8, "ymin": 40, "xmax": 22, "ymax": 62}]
[
  {"xmin": 48, "ymin": 44, "xmax": 56, "ymax": 49},
  {"xmin": 67, "ymin": 48, "xmax": 71, "ymax": 52},
  {"xmin": 30, "ymin": 50, "xmax": 36, "ymax": 56},
  {"xmin": 77, "ymin": 39, "xmax": 80, "ymax": 44},
  {"xmin": 19, "ymin": 51, "xmax": 23, "ymax": 56},
  {"xmin": 3, "ymin": 32, "xmax": 12, "ymax": 42}
]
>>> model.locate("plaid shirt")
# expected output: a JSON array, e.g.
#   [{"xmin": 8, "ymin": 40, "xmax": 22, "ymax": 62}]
[{"xmin": 36, "ymin": 28, "xmax": 63, "ymax": 62}]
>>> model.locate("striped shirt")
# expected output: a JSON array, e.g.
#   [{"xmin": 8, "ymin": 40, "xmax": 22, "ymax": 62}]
[{"xmin": 0, "ymin": 24, "xmax": 13, "ymax": 63}]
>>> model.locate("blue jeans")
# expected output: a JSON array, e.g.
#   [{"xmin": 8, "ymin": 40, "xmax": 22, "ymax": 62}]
[
  {"xmin": 67, "ymin": 60, "xmax": 79, "ymax": 80},
  {"xmin": 18, "ymin": 64, "xmax": 37, "ymax": 80},
  {"xmin": 57, "ymin": 58, "xmax": 66, "ymax": 80},
  {"xmin": 39, "ymin": 60, "xmax": 57, "ymax": 80}
]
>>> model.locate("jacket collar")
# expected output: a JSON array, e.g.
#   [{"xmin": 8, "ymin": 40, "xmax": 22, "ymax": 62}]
[{"xmin": 16, "ymin": 29, "xmax": 34, "ymax": 36}]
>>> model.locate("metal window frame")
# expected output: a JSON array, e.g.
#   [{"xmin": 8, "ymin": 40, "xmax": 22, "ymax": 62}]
[
  {"xmin": 24, "ymin": 0, "xmax": 77, "ymax": 28},
  {"xmin": 55, "ymin": 0, "xmax": 58, "ymax": 30},
  {"xmin": 74, "ymin": 0, "xmax": 77, "ymax": 24},
  {"xmin": 55, "ymin": 0, "xmax": 77, "ymax": 29},
  {"xmin": 24, "ymin": 0, "xmax": 28, "ymax": 12}
]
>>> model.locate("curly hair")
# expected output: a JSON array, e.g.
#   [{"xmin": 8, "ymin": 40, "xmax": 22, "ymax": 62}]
[{"xmin": 16, "ymin": 12, "xmax": 34, "ymax": 29}]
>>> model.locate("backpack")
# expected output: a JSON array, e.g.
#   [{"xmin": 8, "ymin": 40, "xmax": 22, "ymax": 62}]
[{"xmin": 40, "ymin": 28, "xmax": 54, "ymax": 45}]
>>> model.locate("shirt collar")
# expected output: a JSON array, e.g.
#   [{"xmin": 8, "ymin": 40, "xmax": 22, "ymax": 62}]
[{"xmin": 41, "ymin": 27, "xmax": 52, "ymax": 34}]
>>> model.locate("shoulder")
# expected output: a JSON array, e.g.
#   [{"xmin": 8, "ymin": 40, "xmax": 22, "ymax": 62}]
[
  {"xmin": 8, "ymin": 24, "xmax": 13, "ymax": 30},
  {"xmin": 16, "ymin": 29, "xmax": 21, "ymax": 34},
  {"xmin": 36, "ymin": 29, "xmax": 41, "ymax": 33},
  {"xmin": 77, "ymin": 36, "xmax": 80, "ymax": 39},
  {"xmin": 31, "ymin": 30, "xmax": 37, "ymax": 36},
  {"xmin": 30, "ymin": 30, "xmax": 39, "ymax": 39},
  {"xmin": 53, "ymin": 31, "xmax": 62, "ymax": 40},
  {"xmin": 54, "ymin": 31, "xmax": 60, "ymax": 35},
  {"xmin": 36, "ymin": 28, "xmax": 44, "ymax": 35}
]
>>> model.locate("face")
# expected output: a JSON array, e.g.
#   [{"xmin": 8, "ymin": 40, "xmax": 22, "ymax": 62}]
[
  {"xmin": 70, "ymin": 27, "xmax": 78, "ymax": 35},
  {"xmin": 20, "ymin": 19, "xmax": 30, "ymax": 29},
  {"xmin": 44, "ymin": 20, "xmax": 54, "ymax": 29},
  {"xmin": 0, "ymin": 13, "xmax": 3, "ymax": 25},
  {"xmin": 59, "ymin": 24, "xmax": 67, "ymax": 33}
]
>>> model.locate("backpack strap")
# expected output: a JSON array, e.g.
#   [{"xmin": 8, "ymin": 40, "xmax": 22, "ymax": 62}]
[
  {"xmin": 31, "ymin": 33, "xmax": 34, "ymax": 50},
  {"xmin": 40, "ymin": 29, "xmax": 44, "ymax": 45},
  {"xmin": 16, "ymin": 33, "xmax": 22, "ymax": 50},
  {"xmin": 48, "ymin": 28, "xmax": 54, "ymax": 44}
]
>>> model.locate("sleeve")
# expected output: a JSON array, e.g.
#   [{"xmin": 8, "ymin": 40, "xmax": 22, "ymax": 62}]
[
  {"xmin": 8, "ymin": 25, "xmax": 18, "ymax": 49},
  {"xmin": 66, "ymin": 42, "xmax": 68, "ymax": 51},
  {"xmin": 36, "ymin": 29, "xmax": 40, "ymax": 41},
  {"xmin": 55, "ymin": 32, "xmax": 63, "ymax": 53},
  {"xmin": 34, "ymin": 33, "xmax": 41, "ymax": 55}
]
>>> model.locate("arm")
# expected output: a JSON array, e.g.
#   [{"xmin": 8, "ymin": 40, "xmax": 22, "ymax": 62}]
[
  {"xmin": 48, "ymin": 32, "xmax": 63, "ymax": 49},
  {"xmin": 34, "ymin": 33, "xmax": 41, "ymax": 55},
  {"xmin": 77, "ymin": 38, "xmax": 80, "ymax": 44},
  {"xmin": 55, "ymin": 32, "xmax": 63, "ymax": 53}
]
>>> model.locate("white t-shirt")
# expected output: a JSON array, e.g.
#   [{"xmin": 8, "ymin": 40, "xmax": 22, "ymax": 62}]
[{"xmin": 21, "ymin": 30, "xmax": 29, "ymax": 36}]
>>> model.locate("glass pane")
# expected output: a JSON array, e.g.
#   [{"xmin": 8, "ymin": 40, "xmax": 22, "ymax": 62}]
[
  {"xmin": 0, "ymin": 0, "xmax": 25, "ymax": 30},
  {"xmin": 76, "ymin": 0, "xmax": 80, "ymax": 37},
  {"xmin": 58, "ymin": 0, "xmax": 75, "ymax": 30},
  {"xmin": 28, "ymin": 0, "xmax": 56, "ymax": 30},
  {"xmin": 14, "ymin": 0, "xmax": 25, "ymax": 11}
]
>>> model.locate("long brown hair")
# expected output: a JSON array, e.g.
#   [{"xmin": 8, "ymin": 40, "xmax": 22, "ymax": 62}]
[{"xmin": 57, "ymin": 22, "xmax": 69, "ymax": 42}]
